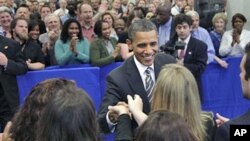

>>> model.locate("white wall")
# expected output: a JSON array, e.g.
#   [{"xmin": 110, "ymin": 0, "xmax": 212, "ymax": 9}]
[{"xmin": 227, "ymin": 0, "xmax": 250, "ymax": 30}]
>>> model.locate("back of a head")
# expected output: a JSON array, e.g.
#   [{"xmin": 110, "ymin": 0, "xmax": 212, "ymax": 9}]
[
  {"xmin": 151, "ymin": 64, "xmax": 206, "ymax": 141},
  {"xmin": 10, "ymin": 78, "xmax": 76, "ymax": 141},
  {"xmin": 37, "ymin": 87, "xmax": 99, "ymax": 141},
  {"xmin": 135, "ymin": 110, "xmax": 198, "ymax": 141}
]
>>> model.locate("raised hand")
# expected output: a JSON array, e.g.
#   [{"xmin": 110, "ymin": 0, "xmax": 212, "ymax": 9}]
[
  {"xmin": 112, "ymin": 44, "xmax": 121, "ymax": 58},
  {"xmin": 70, "ymin": 34, "xmax": 79, "ymax": 53}
]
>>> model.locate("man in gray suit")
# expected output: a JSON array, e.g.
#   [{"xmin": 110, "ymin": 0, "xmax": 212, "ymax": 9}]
[
  {"xmin": 97, "ymin": 19, "xmax": 176, "ymax": 136},
  {"xmin": 215, "ymin": 43, "xmax": 250, "ymax": 141}
]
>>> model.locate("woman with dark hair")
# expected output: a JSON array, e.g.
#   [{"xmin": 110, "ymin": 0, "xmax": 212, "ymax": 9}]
[
  {"xmin": 28, "ymin": 20, "xmax": 42, "ymax": 46},
  {"xmin": 55, "ymin": 18, "xmax": 90, "ymax": 65},
  {"xmin": 101, "ymin": 12, "xmax": 118, "ymax": 40},
  {"xmin": 219, "ymin": 13, "xmax": 250, "ymax": 57},
  {"xmin": 135, "ymin": 110, "xmax": 198, "ymax": 141},
  {"xmin": 9, "ymin": 78, "xmax": 77, "ymax": 141},
  {"xmin": 36, "ymin": 83, "xmax": 100, "ymax": 141},
  {"xmin": 90, "ymin": 20, "xmax": 121, "ymax": 66}
]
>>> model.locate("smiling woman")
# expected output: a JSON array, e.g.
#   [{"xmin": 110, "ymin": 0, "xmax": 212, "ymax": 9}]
[
  {"xmin": 0, "ymin": 6, "xmax": 13, "ymax": 38},
  {"xmin": 55, "ymin": 18, "xmax": 90, "ymax": 65}
]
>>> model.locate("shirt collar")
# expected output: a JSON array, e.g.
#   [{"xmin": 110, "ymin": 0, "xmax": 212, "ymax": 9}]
[
  {"xmin": 178, "ymin": 34, "xmax": 191, "ymax": 45},
  {"xmin": 163, "ymin": 16, "xmax": 172, "ymax": 28},
  {"xmin": 133, "ymin": 56, "xmax": 154, "ymax": 75}
]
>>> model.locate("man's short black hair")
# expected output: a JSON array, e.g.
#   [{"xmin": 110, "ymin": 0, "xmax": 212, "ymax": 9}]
[{"xmin": 173, "ymin": 14, "xmax": 192, "ymax": 29}]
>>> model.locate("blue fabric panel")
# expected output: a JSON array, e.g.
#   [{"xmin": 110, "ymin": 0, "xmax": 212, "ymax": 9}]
[
  {"xmin": 202, "ymin": 57, "xmax": 250, "ymax": 119},
  {"xmin": 17, "ymin": 67, "xmax": 101, "ymax": 110}
]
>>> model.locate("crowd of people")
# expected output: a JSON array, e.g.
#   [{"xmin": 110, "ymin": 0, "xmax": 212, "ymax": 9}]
[{"xmin": 0, "ymin": 0, "xmax": 250, "ymax": 141}]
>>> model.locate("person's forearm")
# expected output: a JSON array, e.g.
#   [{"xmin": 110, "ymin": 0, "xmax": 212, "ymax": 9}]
[{"xmin": 27, "ymin": 62, "xmax": 45, "ymax": 70}]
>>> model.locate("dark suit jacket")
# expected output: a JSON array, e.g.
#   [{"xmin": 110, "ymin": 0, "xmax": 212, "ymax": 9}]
[
  {"xmin": 166, "ymin": 37, "xmax": 208, "ymax": 100},
  {"xmin": 214, "ymin": 109, "xmax": 250, "ymax": 141},
  {"xmin": 97, "ymin": 53, "xmax": 176, "ymax": 134},
  {"xmin": 0, "ymin": 36, "xmax": 28, "ymax": 126}
]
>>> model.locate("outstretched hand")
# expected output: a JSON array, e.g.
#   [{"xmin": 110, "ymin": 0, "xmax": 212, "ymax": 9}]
[{"xmin": 216, "ymin": 113, "xmax": 230, "ymax": 127}]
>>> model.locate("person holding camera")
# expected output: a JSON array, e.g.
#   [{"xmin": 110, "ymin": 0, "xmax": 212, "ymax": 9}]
[{"xmin": 165, "ymin": 14, "xmax": 207, "ymax": 102}]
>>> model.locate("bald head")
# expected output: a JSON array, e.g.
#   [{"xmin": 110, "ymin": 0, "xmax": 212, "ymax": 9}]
[{"xmin": 80, "ymin": 4, "xmax": 93, "ymax": 24}]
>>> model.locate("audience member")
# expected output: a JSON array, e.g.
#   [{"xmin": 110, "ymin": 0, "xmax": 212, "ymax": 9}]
[
  {"xmin": 219, "ymin": 13, "xmax": 250, "ymax": 57},
  {"xmin": 0, "ymin": 0, "xmax": 6, "ymax": 7},
  {"xmin": 9, "ymin": 78, "xmax": 76, "ymax": 141},
  {"xmin": 126, "ymin": 64, "xmax": 216, "ymax": 141},
  {"xmin": 90, "ymin": 0, "xmax": 100, "ymax": 14},
  {"xmin": 101, "ymin": 12, "xmax": 118, "ymax": 40},
  {"xmin": 28, "ymin": 20, "xmax": 42, "ymax": 47},
  {"xmin": 36, "ymin": 80, "xmax": 100, "ymax": 141},
  {"xmin": 0, "ymin": 7, "xmax": 12, "ymax": 38},
  {"xmin": 10, "ymin": 18, "xmax": 45, "ymax": 70},
  {"xmin": 155, "ymin": 2, "xmax": 175, "ymax": 47},
  {"xmin": 110, "ymin": 0, "xmax": 122, "ymax": 18},
  {"xmin": 126, "ymin": 7, "xmax": 145, "ymax": 28},
  {"xmin": 60, "ymin": 1, "xmax": 77, "ymax": 24},
  {"xmin": 39, "ymin": 4, "xmax": 52, "ymax": 21},
  {"xmin": 55, "ymin": 19, "xmax": 90, "ymax": 65},
  {"xmin": 171, "ymin": 0, "xmax": 185, "ymax": 16},
  {"xmin": 165, "ymin": 14, "xmax": 207, "ymax": 101},
  {"xmin": 0, "ymin": 35, "xmax": 28, "ymax": 132},
  {"xmin": 97, "ymin": 19, "xmax": 175, "ymax": 134},
  {"xmin": 53, "ymin": 0, "xmax": 68, "ymax": 17},
  {"xmin": 186, "ymin": 10, "xmax": 215, "ymax": 64},
  {"xmin": 148, "ymin": 3, "xmax": 156, "ymax": 15},
  {"xmin": 39, "ymin": 13, "xmax": 61, "ymax": 66},
  {"xmin": 135, "ymin": 110, "xmax": 198, "ymax": 141},
  {"xmin": 90, "ymin": 20, "xmax": 121, "ymax": 66},
  {"xmin": 214, "ymin": 42, "xmax": 250, "ymax": 141},
  {"xmin": 209, "ymin": 12, "xmax": 228, "ymax": 68},
  {"xmin": 15, "ymin": 4, "xmax": 30, "ymax": 20},
  {"xmin": 80, "ymin": 3, "xmax": 95, "ymax": 43}
]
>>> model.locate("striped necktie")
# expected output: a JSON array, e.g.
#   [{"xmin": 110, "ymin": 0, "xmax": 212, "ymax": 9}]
[{"xmin": 145, "ymin": 67, "xmax": 154, "ymax": 102}]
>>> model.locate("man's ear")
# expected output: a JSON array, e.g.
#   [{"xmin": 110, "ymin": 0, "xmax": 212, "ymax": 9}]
[{"xmin": 126, "ymin": 39, "xmax": 133, "ymax": 50}]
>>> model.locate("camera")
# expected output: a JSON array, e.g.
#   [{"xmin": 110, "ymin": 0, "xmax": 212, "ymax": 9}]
[{"xmin": 160, "ymin": 41, "xmax": 186, "ymax": 58}]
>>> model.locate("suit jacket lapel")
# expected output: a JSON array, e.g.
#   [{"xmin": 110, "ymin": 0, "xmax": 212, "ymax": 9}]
[
  {"xmin": 126, "ymin": 57, "xmax": 146, "ymax": 96},
  {"xmin": 126, "ymin": 57, "xmax": 151, "ymax": 113},
  {"xmin": 184, "ymin": 37, "xmax": 195, "ymax": 61}
]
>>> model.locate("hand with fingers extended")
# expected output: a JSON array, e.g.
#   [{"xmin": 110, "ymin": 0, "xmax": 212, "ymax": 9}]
[
  {"xmin": 215, "ymin": 113, "xmax": 230, "ymax": 127},
  {"xmin": 1, "ymin": 122, "xmax": 13, "ymax": 141},
  {"xmin": 127, "ymin": 95, "xmax": 148, "ymax": 126}
]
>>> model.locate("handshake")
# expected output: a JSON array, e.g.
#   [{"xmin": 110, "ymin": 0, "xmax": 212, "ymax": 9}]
[{"xmin": 108, "ymin": 95, "xmax": 146, "ymax": 125}]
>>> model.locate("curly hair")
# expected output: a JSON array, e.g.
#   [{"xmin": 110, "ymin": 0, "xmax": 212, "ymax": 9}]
[
  {"xmin": 10, "ymin": 78, "xmax": 76, "ymax": 141},
  {"xmin": 60, "ymin": 18, "xmax": 84, "ymax": 43},
  {"xmin": 36, "ymin": 85, "xmax": 100, "ymax": 141}
]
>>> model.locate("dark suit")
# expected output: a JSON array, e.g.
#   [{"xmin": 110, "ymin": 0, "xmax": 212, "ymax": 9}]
[
  {"xmin": 214, "ymin": 110, "xmax": 250, "ymax": 141},
  {"xmin": 166, "ymin": 37, "xmax": 208, "ymax": 101},
  {"xmin": 97, "ymin": 53, "xmax": 176, "ymax": 134},
  {"xmin": 0, "ymin": 36, "xmax": 28, "ymax": 131}
]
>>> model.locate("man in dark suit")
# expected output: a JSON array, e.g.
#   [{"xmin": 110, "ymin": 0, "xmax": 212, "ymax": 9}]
[
  {"xmin": 214, "ymin": 43, "xmax": 250, "ymax": 141},
  {"xmin": 0, "ymin": 35, "xmax": 28, "ymax": 132},
  {"xmin": 97, "ymin": 19, "xmax": 176, "ymax": 135},
  {"xmin": 165, "ymin": 14, "xmax": 208, "ymax": 101}
]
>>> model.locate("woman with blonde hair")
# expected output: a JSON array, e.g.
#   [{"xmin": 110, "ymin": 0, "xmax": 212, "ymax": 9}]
[{"xmin": 110, "ymin": 64, "xmax": 216, "ymax": 141}]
